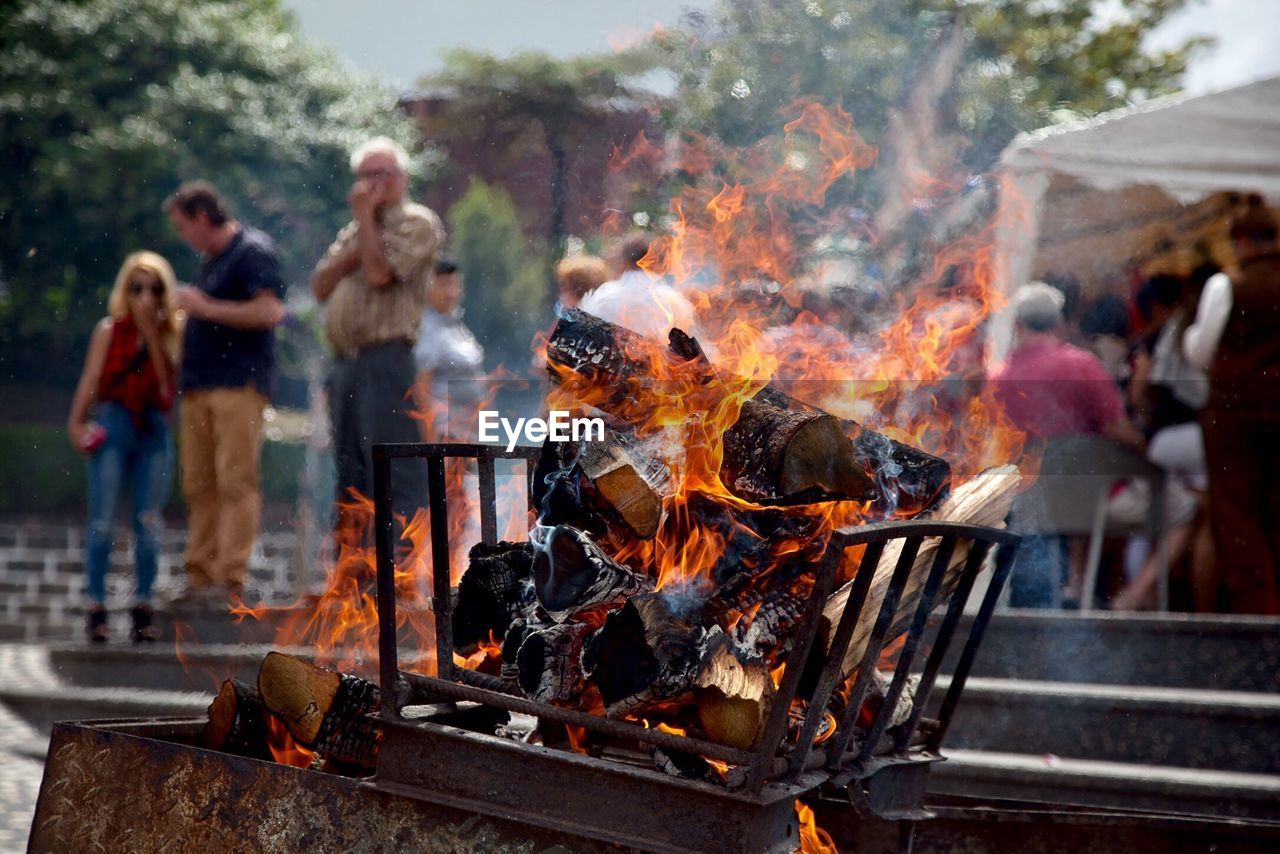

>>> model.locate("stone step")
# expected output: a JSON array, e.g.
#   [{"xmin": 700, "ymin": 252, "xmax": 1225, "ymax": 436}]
[
  {"xmin": 940, "ymin": 676, "xmax": 1280, "ymax": 775},
  {"xmin": 929, "ymin": 749, "xmax": 1280, "ymax": 823},
  {"xmin": 0, "ymin": 684, "xmax": 211, "ymax": 735},
  {"xmin": 951, "ymin": 610, "xmax": 1280, "ymax": 692}
]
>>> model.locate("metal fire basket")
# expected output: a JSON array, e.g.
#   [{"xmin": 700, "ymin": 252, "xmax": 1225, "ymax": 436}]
[{"xmin": 370, "ymin": 442, "xmax": 1021, "ymax": 851}]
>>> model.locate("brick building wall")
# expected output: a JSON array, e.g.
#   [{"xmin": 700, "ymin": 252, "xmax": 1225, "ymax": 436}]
[{"xmin": 0, "ymin": 521, "xmax": 302, "ymax": 641}]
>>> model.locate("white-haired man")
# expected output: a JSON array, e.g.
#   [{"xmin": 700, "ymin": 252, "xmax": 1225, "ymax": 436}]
[
  {"xmin": 311, "ymin": 137, "xmax": 445, "ymax": 529},
  {"xmin": 991, "ymin": 281, "xmax": 1142, "ymax": 608}
]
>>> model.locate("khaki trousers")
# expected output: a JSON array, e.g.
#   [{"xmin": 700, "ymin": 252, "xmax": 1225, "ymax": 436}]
[{"xmin": 180, "ymin": 387, "xmax": 266, "ymax": 588}]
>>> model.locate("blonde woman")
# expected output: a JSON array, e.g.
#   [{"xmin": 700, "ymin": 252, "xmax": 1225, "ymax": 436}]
[{"xmin": 67, "ymin": 251, "xmax": 180, "ymax": 641}]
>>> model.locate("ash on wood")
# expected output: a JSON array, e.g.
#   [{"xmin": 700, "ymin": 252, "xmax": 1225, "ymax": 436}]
[
  {"xmin": 694, "ymin": 631, "xmax": 774, "ymax": 749},
  {"xmin": 577, "ymin": 426, "xmax": 670, "ymax": 539},
  {"xmin": 582, "ymin": 591, "xmax": 707, "ymax": 716},
  {"xmin": 515, "ymin": 621, "xmax": 596, "ymax": 706},
  {"xmin": 532, "ymin": 525, "xmax": 653, "ymax": 621}
]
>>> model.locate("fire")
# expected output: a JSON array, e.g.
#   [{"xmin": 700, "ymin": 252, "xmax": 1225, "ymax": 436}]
[
  {"xmin": 266, "ymin": 714, "xmax": 316, "ymax": 769},
  {"xmin": 794, "ymin": 801, "xmax": 838, "ymax": 854}
]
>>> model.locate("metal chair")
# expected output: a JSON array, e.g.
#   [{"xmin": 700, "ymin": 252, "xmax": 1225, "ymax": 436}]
[{"xmin": 1010, "ymin": 436, "xmax": 1168, "ymax": 611}]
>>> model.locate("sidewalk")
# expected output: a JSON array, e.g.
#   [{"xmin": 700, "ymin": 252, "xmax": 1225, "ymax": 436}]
[{"xmin": 0, "ymin": 645, "xmax": 60, "ymax": 851}]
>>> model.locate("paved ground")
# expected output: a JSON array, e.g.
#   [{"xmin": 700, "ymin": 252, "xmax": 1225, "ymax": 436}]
[{"xmin": 0, "ymin": 646, "xmax": 56, "ymax": 851}]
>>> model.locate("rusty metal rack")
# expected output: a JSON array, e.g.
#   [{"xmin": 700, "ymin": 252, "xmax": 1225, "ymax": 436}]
[{"xmin": 370, "ymin": 442, "xmax": 1021, "ymax": 851}]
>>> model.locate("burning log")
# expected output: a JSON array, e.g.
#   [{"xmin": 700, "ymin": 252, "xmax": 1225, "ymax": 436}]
[
  {"xmin": 201, "ymin": 679, "xmax": 270, "ymax": 760},
  {"xmin": 582, "ymin": 591, "xmax": 706, "ymax": 716},
  {"xmin": 452, "ymin": 541, "xmax": 535, "ymax": 653},
  {"xmin": 822, "ymin": 465, "xmax": 1021, "ymax": 680},
  {"xmin": 515, "ymin": 621, "xmax": 595, "ymax": 707},
  {"xmin": 257, "ymin": 651, "xmax": 382, "ymax": 771},
  {"xmin": 577, "ymin": 426, "xmax": 671, "ymax": 539},
  {"xmin": 532, "ymin": 525, "xmax": 654, "ymax": 621},
  {"xmin": 546, "ymin": 310, "xmax": 881, "ymax": 506},
  {"xmin": 693, "ymin": 631, "xmax": 774, "ymax": 749},
  {"xmin": 720, "ymin": 398, "xmax": 878, "ymax": 506}
]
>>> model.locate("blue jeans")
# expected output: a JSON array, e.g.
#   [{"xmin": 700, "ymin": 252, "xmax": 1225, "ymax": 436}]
[{"xmin": 85, "ymin": 403, "xmax": 173, "ymax": 605}]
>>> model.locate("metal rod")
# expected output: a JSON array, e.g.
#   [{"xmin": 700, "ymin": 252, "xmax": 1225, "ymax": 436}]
[
  {"xmin": 372, "ymin": 446, "xmax": 399, "ymax": 719},
  {"xmin": 823, "ymin": 536, "xmax": 922, "ymax": 767},
  {"xmin": 396, "ymin": 669, "xmax": 759, "ymax": 768},
  {"xmin": 928, "ymin": 539, "xmax": 1020, "ymax": 752},
  {"xmin": 857, "ymin": 537, "xmax": 956, "ymax": 764},
  {"xmin": 789, "ymin": 539, "xmax": 885, "ymax": 776},
  {"xmin": 727, "ymin": 749, "xmax": 827, "ymax": 789},
  {"xmin": 744, "ymin": 544, "xmax": 843, "ymax": 794},
  {"xmin": 893, "ymin": 540, "xmax": 990, "ymax": 753},
  {"xmin": 426, "ymin": 455, "xmax": 455, "ymax": 681},
  {"xmin": 477, "ymin": 456, "xmax": 498, "ymax": 545}
]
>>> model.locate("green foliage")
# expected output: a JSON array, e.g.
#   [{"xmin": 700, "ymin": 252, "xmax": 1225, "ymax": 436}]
[
  {"xmin": 639, "ymin": 0, "xmax": 1206, "ymax": 171},
  {"xmin": 445, "ymin": 178, "xmax": 549, "ymax": 371},
  {"xmin": 0, "ymin": 0, "xmax": 426, "ymax": 384}
]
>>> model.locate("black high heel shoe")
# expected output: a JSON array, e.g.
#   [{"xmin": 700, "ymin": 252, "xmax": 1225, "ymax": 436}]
[
  {"xmin": 131, "ymin": 603, "xmax": 158, "ymax": 642},
  {"xmin": 87, "ymin": 606, "xmax": 109, "ymax": 643}
]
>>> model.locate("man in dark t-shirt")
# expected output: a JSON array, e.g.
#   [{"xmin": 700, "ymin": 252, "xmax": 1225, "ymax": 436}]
[{"xmin": 166, "ymin": 181, "xmax": 285, "ymax": 602}]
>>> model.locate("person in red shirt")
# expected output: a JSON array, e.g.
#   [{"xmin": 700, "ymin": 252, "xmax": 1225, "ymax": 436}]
[
  {"xmin": 992, "ymin": 282, "xmax": 1142, "ymax": 607},
  {"xmin": 993, "ymin": 282, "xmax": 1141, "ymax": 446},
  {"xmin": 67, "ymin": 252, "xmax": 180, "ymax": 642}
]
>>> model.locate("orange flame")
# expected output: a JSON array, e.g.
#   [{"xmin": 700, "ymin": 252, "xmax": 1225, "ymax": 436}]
[
  {"xmin": 266, "ymin": 714, "xmax": 316, "ymax": 769},
  {"xmin": 795, "ymin": 801, "xmax": 838, "ymax": 853}
]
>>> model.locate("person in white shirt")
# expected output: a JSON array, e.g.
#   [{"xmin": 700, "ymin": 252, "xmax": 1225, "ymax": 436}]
[
  {"xmin": 1181, "ymin": 194, "xmax": 1280, "ymax": 614},
  {"xmin": 578, "ymin": 232, "xmax": 698, "ymax": 341}
]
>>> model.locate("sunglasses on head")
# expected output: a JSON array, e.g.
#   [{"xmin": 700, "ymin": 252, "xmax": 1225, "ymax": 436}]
[{"xmin": 129, "ymin": 280, "xmax": 164, "ymax": 297}]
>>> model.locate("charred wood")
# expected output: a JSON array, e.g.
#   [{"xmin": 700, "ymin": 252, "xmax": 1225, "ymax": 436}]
[
  {"xmin": 201, "ymin": 679, "xmax": 270, "ymax": 760},
  {"xmin": 257, "ymin": 651, "xmax": 381, "ymax": 771},
  {"xmin": 582, "ymin": 591, "xmax": 706, "ymax": 716},
  {"xmin": 693, "ymin": 631, "xmax": 774, "ymax": 750},
  {"xmin": 532, "ymin": 525, "xmax": 653, "ymax": 621},
  {"xmin": 452, "ymin": 541, "xmax": 535, "ymax": 653},
  {"xmin": 515, "ymin": 621, "xmax": 595, "ymax": 707}
]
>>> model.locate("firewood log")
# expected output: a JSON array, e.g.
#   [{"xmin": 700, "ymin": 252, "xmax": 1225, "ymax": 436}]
[
  {"xmin": 693, "ymin": 630, "xmax": 774, "ymax": 749},
  {"xmin": 201, "ymin": 679, "xmax": 270, "ymax": 760},
  {"xmin": 721, "ymin": 398, "xmax": 878, "ymax": 505},
  {"xmin": 581, "ymin": 591, "xmax": 706, "ymax": 717},
  {"xmin": 257, "ymin": 651, "xmax": 382, "ymax": 771},
  {"xmin": 822, "ymin": 465, "xmax": 1022, "ymax": 680},
  {"xmin": 577, "ymin": 426, "xmax": 671, "ymax": 539},
  {"xmin": 515, "ymin": 620, "xmax": 595, "ymax": 706},
  {"xmin": 532, "ymin": 525, "xmax": 654, "ymax": 621},
  {"xmin": 452, "ymin": 541, "xmax": 535, "ymax": 653},
  {"xmin": 545, "ymin": 310, "xmax": 880, "ymax": 506}
]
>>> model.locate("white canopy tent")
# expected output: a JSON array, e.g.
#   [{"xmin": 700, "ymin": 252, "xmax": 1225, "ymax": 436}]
[{"xmin": 992, "ymin": 74, "xmax": 1280, "ymax": 355}]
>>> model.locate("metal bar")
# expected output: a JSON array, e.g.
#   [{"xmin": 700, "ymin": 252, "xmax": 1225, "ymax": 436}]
[
  {"xmin": 373, "ymin": 446, "xmax": 399, "ymax": 718},
  {"xmin": 928, "ymin": 538, "xmax": 1021, "ymax": 752},
  {"xmin": 893, "ymin": 540, "xmax": 990, "ymax": 753},
  {"xmin": 397, "ymin": 670, "xmax": 760, "ymax": 768},
  {"xmin": 823, "ymin": 536, "xmax": 923, "ymax": 768},
  {"xmin": 477, "ymin": 455, "xmax": 498, "ymax": 545},
  {"xmin": 426, "ymin": 454, "xmax": 455, "ymax": 681},
  {"xmin": 857, "ymin": 537, "xmax": 957, "ymax": 764},
  {"xmin": 788, "ymin": 539, "xmax": 885, "ymax": 775},
  {"xmin": 744, "ymin": 542, "xmax": 844, "ymax": 794}
]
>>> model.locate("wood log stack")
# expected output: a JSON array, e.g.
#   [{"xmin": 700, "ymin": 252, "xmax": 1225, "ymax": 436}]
[{"xmin": 442, "ymin": 310, "xmax": 1020, "ymax": 755}]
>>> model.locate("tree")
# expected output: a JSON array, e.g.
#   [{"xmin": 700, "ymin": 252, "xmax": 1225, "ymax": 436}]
[
  {"xmin": 420, "ymin": 49, "xmax": 650, "ymax": 303},
  {"xmin": 445, "ymin": 178, "xmax": 548, "ymax": 371},
  {"xmin": 0, "ymin": 0, "xmax": 427, "ymax": 385},
  {"xmin": 644, "ymin": 0, "xmax": 1206, "ymax": 172}
]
